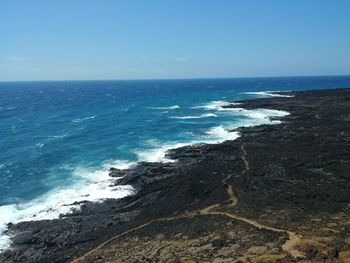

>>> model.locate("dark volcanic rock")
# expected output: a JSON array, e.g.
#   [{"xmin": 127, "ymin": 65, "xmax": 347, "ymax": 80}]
[
  {"xmin": 108, "ymin": 168, "xmax": 127, "ymax": 178},
  {"xmin": 1, "ymin": 88, "xmax": 350, "ymax": 263},
  {"xmin": 12, "ymin": 231, "xmax": 34, "ymax": 245}
]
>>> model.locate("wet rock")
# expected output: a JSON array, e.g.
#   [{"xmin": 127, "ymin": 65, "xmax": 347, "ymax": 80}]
[{"xmin": 109, "ymin": 168, "xmax": 127, "ymax": 178}]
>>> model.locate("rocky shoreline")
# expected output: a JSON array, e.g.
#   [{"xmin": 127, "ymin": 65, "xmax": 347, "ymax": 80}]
[{"xmin": 1, "ymin": 88, "xmax": 350, "ymax": 263}]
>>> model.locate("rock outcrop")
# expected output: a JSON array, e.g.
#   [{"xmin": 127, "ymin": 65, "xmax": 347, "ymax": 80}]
[{"xmin": 1, "ymin": 88, "xmax": 350, "ymax": 263}]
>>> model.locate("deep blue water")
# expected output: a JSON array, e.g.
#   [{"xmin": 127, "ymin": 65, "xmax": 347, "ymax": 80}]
[{"xmin": 0, "ymin": 76, "xmax": 350, "ymax": 248}]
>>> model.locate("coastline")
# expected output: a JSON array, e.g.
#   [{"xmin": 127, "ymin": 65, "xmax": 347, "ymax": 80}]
[{"xmin": 1, "ymin": 88, "xmax": 350, "ymax": 262}]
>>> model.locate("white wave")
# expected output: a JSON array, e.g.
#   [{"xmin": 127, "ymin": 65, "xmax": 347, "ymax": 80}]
[
  {"xmin": 149, "ymin": 105, "xmax": 180, "ymax": 110},
  {"xmin": 102, "ymin": 159, "xmax": 136, "ymax": 170},
  {"xmin": 135, "ymin": 125, "xmax": 240, "ymax": 164},
  {"xmin": 47, "ymin": 134, "xmax": 68, "ymax": 139},
  {"xmin": 196, "ymin": 99, "xmax": 290, "ymax": 122},
  {"xmin": 36, "ymin": 143, "xmax": 44, "ymax": 149},
  {"xmin": 204, "ymin": 126, "xmax": 240, "ymax": 143},
  {"xmin": 136, "ymin": 101, "xmax": 289, "ymax": 165},
  {"xmin": 191, "ymin": 100, "xmax": 241, "ymax": 110},
  {"xmin": 72, "ymin": 116, "xmax": 96, "ymax": 123},
  {"xmin": 0, "ymin": 106, "xmax": 17, "ymax": 112},
  {"xmin": 220, "ymin": 107, "xmax": 289, "ymax": 123},
  {"xmin": 0, "ymin": 160, "xmax": 134, "ymax": 251},
  {"xmin": 254, "ymin": 108, "xmax": 290, "ymax": 117},
  {"xmin": 170, "ymin": 113, "xmax": 217, "ymax": 119},
  {"xmin": 135, "ymin": 142, "xmax": 191, "ymax": 163},
  {"xmin": 244, "ymin": 91, "xmax": 294, "ymax": 98},
  {"xmin": 190, "ymin": 100, "xmax": 289, "ymax": 122},
  {"xmin": 134, "ymin": 129, "xmax": 240, "ymax": 163}
]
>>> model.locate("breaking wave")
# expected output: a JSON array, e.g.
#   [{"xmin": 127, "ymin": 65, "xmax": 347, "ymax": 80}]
[
  {"xmin": 170, "ymin": 113, "xmax": 217, "ymax": 119},
  {"xmin": 149, "ymin": 105, "xmax": 180, "ymax": 110},
  {"xmin": 244, "ymin": 91, "xmax": 294, "ymax": 98}
]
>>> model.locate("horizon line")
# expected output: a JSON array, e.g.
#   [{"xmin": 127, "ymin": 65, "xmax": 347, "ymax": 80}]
[{"xmin": 1, "ymin": 74, "xmax": 350, "ymax": 83}]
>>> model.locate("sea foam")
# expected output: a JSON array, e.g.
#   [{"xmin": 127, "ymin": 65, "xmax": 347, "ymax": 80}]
[
  {"xmin": 135, "ymin": 100, "xmax": 289, "ymax": 168},
  {"xmin": 149, "ymin": 105, "xmax": 180, "ymax": 110},
  {"xmin": 72, "ymin": 116, "xmax": 96, "ymax": 123},
  {"xmin": 191, "ymin": 100, "xmax": 241, "ymax": 110},
  {"xmin": 0, "ymin": 160, "xmax": 135, "ymax": 251},
  {"xmin": 244, "ymin": 91, "xmax": 294, "ymax": 98},
  {"xmin": 170, "ymin": 113, "xmax": 217, "ymax": 119}
]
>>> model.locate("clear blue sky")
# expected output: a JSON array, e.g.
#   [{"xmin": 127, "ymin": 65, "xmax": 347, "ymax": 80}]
[{"xmin": 1, "ymin": 0, "xmax": 349, "ymax": 81}]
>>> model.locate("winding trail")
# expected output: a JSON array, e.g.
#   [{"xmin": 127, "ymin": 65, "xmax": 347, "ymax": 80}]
[
  {"xmin": 222, "ymin": 143, "xmax": 249, "ymax": 207},
  {"xmin": 71, "ymin": 213, "xmax": 198, "ymax": 263},
  {"xmin": 222, "ymin": 173, "xmax": 238, "ymax": 207},
  {"xmin": 70, "ymin": 143, "xmax": 304, "ymax": 263},
  {"xmin": 198, "ymin": 143, "xmax": 304, "ymax": 258},
  {"xmin": 240, "ymin": 143, "xmax": 250, "ymax": 171}
]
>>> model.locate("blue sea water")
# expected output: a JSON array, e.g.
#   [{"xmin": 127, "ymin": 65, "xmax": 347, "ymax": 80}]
[{"xmin": 0, "ymin": 76, "xmax": 350, "ymax": 248}]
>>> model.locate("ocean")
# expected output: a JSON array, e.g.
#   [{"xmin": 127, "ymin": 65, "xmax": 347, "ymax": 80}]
[{"xmin": 1, "ymin": 76, "xmax": 350, "ymax": 249}]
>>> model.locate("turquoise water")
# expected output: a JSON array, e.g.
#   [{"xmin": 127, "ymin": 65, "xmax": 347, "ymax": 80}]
[{"xmin": 0, "ymin": 76, "xmax": 350, "ymax": 248}]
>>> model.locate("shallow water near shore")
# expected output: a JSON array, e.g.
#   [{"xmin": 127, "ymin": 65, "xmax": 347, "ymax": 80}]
[{"xmin": 1, "ymin": 76, "xmax": 350, "ymax": 249}]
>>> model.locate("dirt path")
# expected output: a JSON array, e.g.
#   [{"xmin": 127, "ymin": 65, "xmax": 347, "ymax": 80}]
[
  {"xmin": 70, "ymin": 143, "xmax": 304, "ymax": 262},
  {"xmin": 222, "ymin": 143, "xmax": 249, "ymax": 207},
  {"xmin": 240, "ymin": 143, "xmax": 250, "ymax": 171},
  {"xmin": 198, "ymin": 209, "xmax": 304, "ymax": 258},
  {"xmin": 199, "ymin": 143, "xmax": 304, "ymax": 258}
]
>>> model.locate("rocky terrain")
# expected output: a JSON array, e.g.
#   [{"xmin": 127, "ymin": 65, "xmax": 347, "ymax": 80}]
[{"xmin": 1, "ymin": 88, "xmax": 350, "ymax": 263}]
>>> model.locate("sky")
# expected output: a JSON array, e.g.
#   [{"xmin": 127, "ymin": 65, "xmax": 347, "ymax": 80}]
[{"xmin": 1, "ymin": 0, "xmax": 350, "ymax": 81}]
